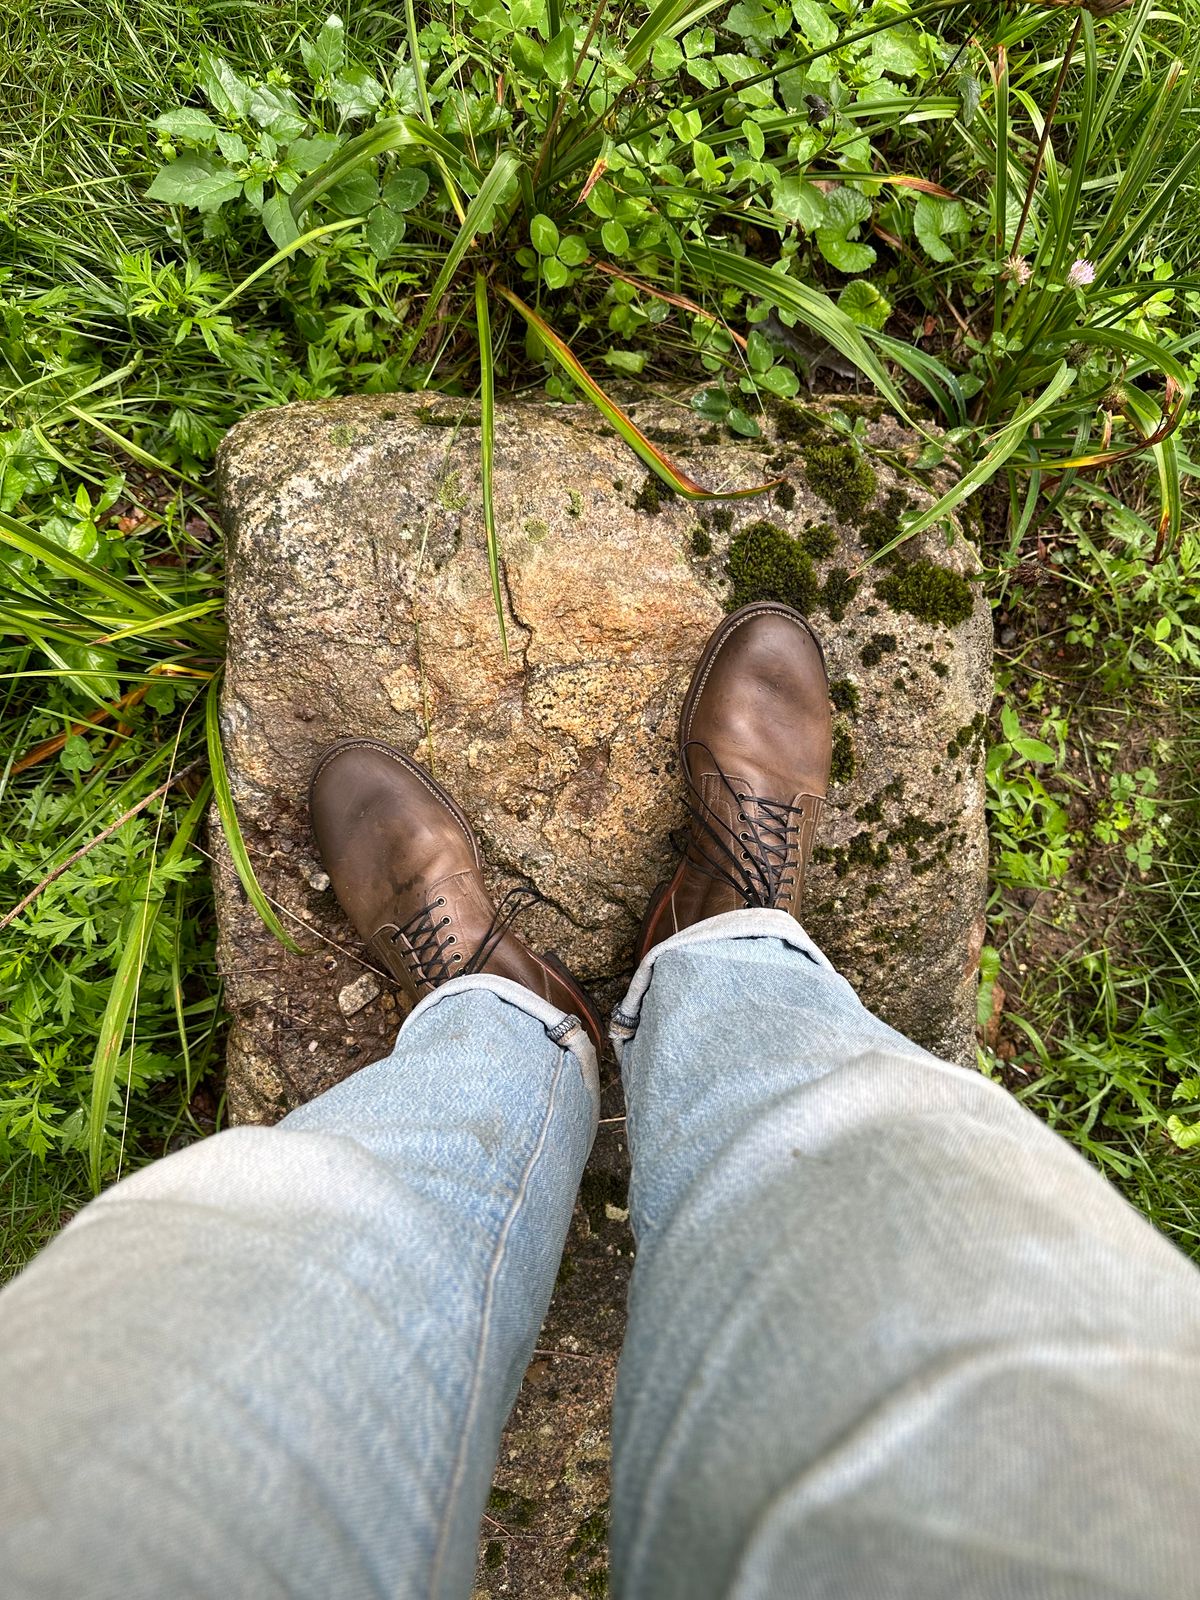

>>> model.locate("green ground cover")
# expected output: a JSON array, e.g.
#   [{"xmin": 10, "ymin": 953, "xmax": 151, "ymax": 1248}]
[{"xmin": 1, "ymin": 0, "xmax": 1197, "ymax": 1275}]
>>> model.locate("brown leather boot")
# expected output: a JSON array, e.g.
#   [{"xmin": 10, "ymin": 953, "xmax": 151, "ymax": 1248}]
[
  {"xmin": 637, "ymin": 603, "xmax": 831, "ymax": 960},
  {"xmin": 309, "ymin": 738, "xmax": 604, "ymax": 1053}
]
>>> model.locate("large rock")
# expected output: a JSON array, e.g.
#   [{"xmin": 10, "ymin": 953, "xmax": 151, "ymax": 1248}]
[
  {"xmin": 213, "ymin": 390, "xmax": 990, "ymax": 1120},
  {"xmin": 212, "ymin": 389, "xmax": 991, "ymax": 1595}
]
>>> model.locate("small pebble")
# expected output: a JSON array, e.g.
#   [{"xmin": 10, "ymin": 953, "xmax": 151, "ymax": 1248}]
[
  {"xmin": 300, "ymin": 858, "xmax": 331, "ymax": 892},
  {"xmin": 338, "ymin": 973, "xmax": 381, "ymax": 1015}
]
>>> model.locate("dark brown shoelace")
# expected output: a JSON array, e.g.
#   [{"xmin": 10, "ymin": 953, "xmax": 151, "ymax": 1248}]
[
  {"xmin": 390, "ymin": 886, "xmax": 542, "ymax": 986},
  {"xmin": 681, "ymin": 740, "xmax": 807, "ymax": 910}
]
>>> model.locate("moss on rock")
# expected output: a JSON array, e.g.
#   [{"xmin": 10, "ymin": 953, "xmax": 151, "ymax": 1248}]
[
  {"xmin": 800, "ymin": 523, "xmax": 837, "ymax": 559},
  {"xmin": 876, "ymin": 559, "xmax": 974, "ymax": 627},
  {"xmin": 726, "ymin": 520, "xmax": 818, "ymax": 612},
  {"xmin": 633, "ymin": 474, "xmax": 676, "ymax": 515},
  {"xmin": 805, "ymin": 443, "xmax": 877, "ymax": 522},
  {"xmin": 830, "ymin": 723, "xmax": 855, "ymax": 784},
  {"xmin": 859, "ymin": 631, "xmax": 897, "ymax": 667},
  {"xmin": 820, "ymin": 566, "xmax": 860, "ymax": 622},
  {"xmin": 829, "ymin": 677, "xmax": 860, "ymax": 716}
]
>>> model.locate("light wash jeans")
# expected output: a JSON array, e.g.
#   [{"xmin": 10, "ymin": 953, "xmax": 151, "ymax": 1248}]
[{"xmin": 4, "ymin": 910, "xmax": 1200, "ymax": 1599}]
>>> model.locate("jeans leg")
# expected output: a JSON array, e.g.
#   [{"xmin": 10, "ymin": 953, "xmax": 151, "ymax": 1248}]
[
  {"xmin": 0, "ymin": 975, "xmax": 597, "ymax": 1600},
  {"xmin": 609, "ymin": 910, "xmax": 1200, "ymax": 1600}
]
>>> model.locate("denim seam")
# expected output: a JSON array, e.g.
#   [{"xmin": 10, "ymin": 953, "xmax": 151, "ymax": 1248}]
[{"xmin": 427, "ymin": 1045, "xmax": 569, "ymax": 1598}]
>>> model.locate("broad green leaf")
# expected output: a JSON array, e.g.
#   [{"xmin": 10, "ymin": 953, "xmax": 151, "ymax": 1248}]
[
  {"xmin": 747, "ymin": 329, "xmax": 774, "ymax": 373},
  {"xmin": 652, "ymin": 36, "xmax": 685, "ymax": 76},
  {"xmin": 1013, "ymin": 737, "xmax": 1057, "ymax": 764},
  {"xmin": 531, "ymin": 213, "xmax": 560, "ymax": 255},
  {"xmin": 510, "ymin": 33, "xmax": 545, "ymax": 77},
  {"xmin": 303, "ymin": 14, "xmax": 346, "ymax": 79},
  {"xmin": 153, "ymin": 107, "xmax": 218, "ymax": 144},
  {"xmin": 726, "ymin": 0, "xmax": 783, "ymax": 46},
  {"xmin": 758, "ymin": 365, "xmax": 800, "ymax": 397},
  {"xmin": 837, "ymin": 279, "xmax": 892, "ymax": 330},
  {"xmin": 332, "ymin": 65, "xmax": 385, "ymax": 118},
  {"xmin": 384, "ymin": 167, "xmax": 430, "ymax": 210},
  {"xmin": 773, "ymin": 175, "xmax": 824, "ymax": 228},
  {"xmin": 816, "ymin": 186, "xmax": 874, "ymax": 273},
  {"xmin": 145, "ymin": 154, "xmax": 243, "ymax": 211},
  {"xmin": 914, "ymin": 195, "xmax": 967, "ymax": 264},
  {"xmin": 247, "ymin": 83, "xmax": 308, "ymax": 139},
  {"xmin": 603, "ymin": 349, "xmax": 647, "ymax": 374},
  {"xmin": 817, "ymin": 231, "xmax": 875, "ymax": 272},
  {"xmin": 288, "ymin": 135, "xmax": 340, "ymax": 173},
  {"xmin": 601, "ymin": 219, "xmax": 629, "ymax": 255},
  {"xmin": 365, "ymin": 203, "xmax": 405, "ymax": 257},
  {"xmin": 543, "ymin": 256, "xmax": 572, "ymax": 289},
  {"xmin": 325, "ymin": 168, "xmax": 380, "ymax": 215},
  {"xmin": 558, "ymin": 235, "xmax": 589, "ymax": 267},
  {"xmin": 791, "ymin": 0, "xmax": 836, "ymax": 46},
  {"xmin": 59, "ymin": 734, "xmax": 95, "ymax": 774},
  {"xmin": 216, "ymin": 130, "xmax": 249, "ymax": 164},
  {"xmin": 261, "ymin": 193, "xmax": 302, "ymax": 249},
  {"xmin": 199, "ymin": 52, "xmax": 253, "ymax": 118},
  {"xmin": 543, "ymin": 25, "xmax": 576, "ymax": 87},
  {"xmin": 869, "ymin": 24, "xmax": 927, "ymax": 78}
]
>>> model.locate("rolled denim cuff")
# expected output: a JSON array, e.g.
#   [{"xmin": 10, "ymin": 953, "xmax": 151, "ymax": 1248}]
[
  {"xmin": 610, "ymin": 908, "xmax": 830, "ymax": 1062},
  {"xmin": 401, "ymin": 973, "xmax": 599, "ymax": 1107}
]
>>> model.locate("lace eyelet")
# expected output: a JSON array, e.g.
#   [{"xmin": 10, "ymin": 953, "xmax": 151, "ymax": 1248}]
[
  {"xmin": 452, "ymin": 953, "xmax": 462, "ymax": 964},
  {"xmin": 446, "ymin": 934, "xmax": 456, "ymax": 944},
  {"xmin": 435, "ymin": 897, "xmax": 447, "ymax": 908}
]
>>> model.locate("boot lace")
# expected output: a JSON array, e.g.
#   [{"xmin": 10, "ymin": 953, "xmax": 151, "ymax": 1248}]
[
  {"xmin": 390, "ymin": 886, "xmax": 541, "ymax": 985},
  {"xmin": 680, "ymin": 740, "xmax": 808, "ymax": 909}
]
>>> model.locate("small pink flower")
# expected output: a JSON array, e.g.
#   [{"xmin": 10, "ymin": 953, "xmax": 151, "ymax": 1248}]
[
  {"xmin": 1006, "ymin": 255, "xmax": 1032, "ymax": 286},
  {"xmin": 1066, "ymin": 259, "xmax": 1095, "ymax": 289}
]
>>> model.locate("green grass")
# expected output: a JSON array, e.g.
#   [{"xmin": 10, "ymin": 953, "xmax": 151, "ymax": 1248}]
[{"xmin": 1, "ymin": 0, "xmax": 1199, "ymax": 1277}]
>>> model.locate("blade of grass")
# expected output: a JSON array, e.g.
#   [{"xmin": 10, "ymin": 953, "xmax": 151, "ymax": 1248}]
[
  {"xmin": 205, "ymin": 675, "xmax": 301, "ymax": 952},
  {"xmin": 87, "ymin": 777, "xmax": 211, "ymax": 1192},
  {"xmin": 208, "ymin": 218, "xmax": 363, "ymax": 313},
  {"xmin": 404, "ymin": 0, "xmax": 468, "ymax": 224},
  {"xmin": 474, "ymin": 273, "xmax": 508, "ymax": 658},
  {"xmin": 496, "ymin": 285, "xmax": 781, "ymax": 501},
  {"xmin": 860, "ymin": 362, "xmax": 1078, "ymax": 567}
]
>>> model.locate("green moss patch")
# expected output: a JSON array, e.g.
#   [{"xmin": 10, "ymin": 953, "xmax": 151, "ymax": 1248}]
[
  {"xmin": 726, "ymin": 520, "xmax": 818, "ymax": 612},
  {"xmin": 830, "ymin": 723, "xmax": 855, "ymax": 783},
  {"xmin": 690, "ymin": 525, "xmax": 713, "ymax": 556},
  {"xmin": 830, "ymin": 677, "xmax": 860, "ymax": 716},
  {"xmin": 820, "ymin": 566, "xmax": 859, "ymax": 622},
  {"xmin": 805, "ymin": 443, "xmax": 877, "ymax": 522},
  {"xmin": 859, "ymin": 488, "xmax": 909, "ymax": 553},
  {"xmin": 876, "ymin": 559, "xmax": 975, "ymax": 627},
  {"xmin": 633, "ymin": 474, "xmax": 676, "ymax": 515},
  {"xmin": 860, "ymin": 631, "xmax": 897, "ymax": 667},
  {"xmin": 800, "ymin": 523, "xmax": 837, "ymax": 559}
]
